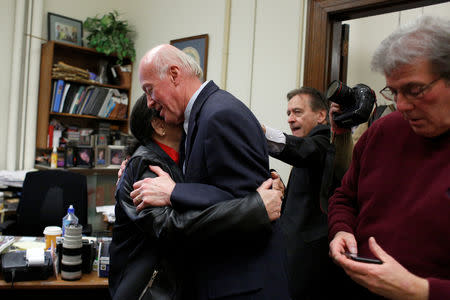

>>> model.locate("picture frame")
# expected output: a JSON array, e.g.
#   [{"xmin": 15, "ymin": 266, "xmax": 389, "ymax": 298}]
[
  {"xmin": 170, "ymin": 34, "xmax": 209, "ymax": 82},
  {"xmin": 107, "ymin": 145, "xmax": 125, "ymax": 167},
  {"xmin": 64, "ymin": 146, "xmax": 75, "ymax": 167},
  {"xmin": 48, "ymin": 12, "xmax": 83, "ymax": 46},
  {"xmin": 95, "ymin": 146, "xmax": 108, "ymax": 167},
  {"xmin": 95, "ymin": 133, "xmax": 109, "ymax": 146},
  {"xmin": 75, "ymin": 146, "xmax": 94, "ymax": 168}
]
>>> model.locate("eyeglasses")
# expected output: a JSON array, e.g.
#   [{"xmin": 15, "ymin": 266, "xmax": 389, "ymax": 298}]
[{"xmin": 379, "ymin": 77, "xmax": 441, "ymax": 102}]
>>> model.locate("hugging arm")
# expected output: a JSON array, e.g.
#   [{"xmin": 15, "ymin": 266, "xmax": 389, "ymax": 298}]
[{"xmin": 119, "ymin": 157, "xmax": 277, "ymax": 243}]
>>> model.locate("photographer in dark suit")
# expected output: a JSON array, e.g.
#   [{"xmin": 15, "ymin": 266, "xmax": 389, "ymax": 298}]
[{"xmin": 262, "ymin": 87, "xmax": 350, "ymax": 299}]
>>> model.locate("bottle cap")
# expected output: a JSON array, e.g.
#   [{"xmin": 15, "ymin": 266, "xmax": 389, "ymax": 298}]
[
  {"xmin": 68, "ymin": 205, "xmax": 74, "ymax": 214},
  {"xmin": 43, "ymin": 226, "xmax": 62, "ymax": 236}
]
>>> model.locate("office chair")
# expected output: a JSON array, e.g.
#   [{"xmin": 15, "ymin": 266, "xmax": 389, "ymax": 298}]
[{"xmin": 0, "ymin": 170, "xmax": 91, "ymax": 236}]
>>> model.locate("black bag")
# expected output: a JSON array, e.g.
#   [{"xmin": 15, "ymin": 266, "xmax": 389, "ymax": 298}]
[{"xmin": 1, "ymin": 251, "xmax": 53, "ymax": 283}]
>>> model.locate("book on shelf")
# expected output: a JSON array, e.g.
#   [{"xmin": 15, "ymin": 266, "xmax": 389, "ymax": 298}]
[
  {"xmin": 61, "ymin": 83, "xmax": 80, "ymax": 113},
  {"xmin": 98, "ymin": 89, "xmax": 120, "ymax": 117},
  {"xmin": 108, "ymin": 93, "xmax": 128, "ymax": 119},
  {"xmin": 85, "ymin": 87, "xmax": 107, "ymax": 116},
  {"xmin": 50, "ymin": 80, "xmax": 57, "ymax": 112},
  {"xmin": 52, "ymin": 79, "xmax": 65, "ymax": 112},
  {"xmin": 58, "ymin": 82, "xmax": 71, "ymax": 112},
  {"xmin": 68, "ymin": 85, "xmax": 85, "ymax": 114},
  {"xmin": 47, "ymin": 124, "xmax": 54, "ymax": 148},
  {"xmin": 77, "ymin": 86, "xmax": 95, "ymax": 115}
]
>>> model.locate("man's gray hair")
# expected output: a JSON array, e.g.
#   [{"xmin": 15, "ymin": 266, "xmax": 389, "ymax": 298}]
[
  {"xmin": 152, "ymin": 44, "xmax": 203, "ymax": 81},
  {"xmin": 371, "ymin": 15, "xmax": 450, "ymax": 80}
]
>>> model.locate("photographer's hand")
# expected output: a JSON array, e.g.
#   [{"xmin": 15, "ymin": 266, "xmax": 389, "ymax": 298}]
[{"xmin": 329, "ymin": 103, "xmax": 350, "ymax": 134}]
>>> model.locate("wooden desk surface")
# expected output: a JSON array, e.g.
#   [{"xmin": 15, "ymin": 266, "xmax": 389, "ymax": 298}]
[{"xmin": 0, "ymin": 271, "xmax": 108, "ymax": 289}]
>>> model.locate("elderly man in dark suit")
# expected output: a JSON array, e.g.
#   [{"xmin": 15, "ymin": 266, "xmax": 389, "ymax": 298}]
[{"xmin": 131, "ymin": 44, "xmax": 290, "ymax": 300}]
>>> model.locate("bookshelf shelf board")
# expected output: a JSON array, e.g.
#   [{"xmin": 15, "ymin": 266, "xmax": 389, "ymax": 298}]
[
  {"xmin": 35, "ymin": 164, "xmax": 120, "ymax": 176},
  {"xmin": 49, "ymin": 112, "xmax": 128, "ymax": 122},
  {"xmin": 52, "ymin": 77, "xmax": 130, "ymax": 90}
]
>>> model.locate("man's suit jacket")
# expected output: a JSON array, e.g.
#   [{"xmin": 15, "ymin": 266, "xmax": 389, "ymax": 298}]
[
  {"xmin": 171, "ymin": 81, "xmax": 290, "ymax": 300},
  {"xmin": 270, "ymin": 125, "xmax": 337, "ymax": 299}
]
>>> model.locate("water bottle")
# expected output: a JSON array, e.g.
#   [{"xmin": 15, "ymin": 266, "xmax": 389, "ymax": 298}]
[{"xmin": 62, "ymin": 205, "xmax": 79, "ymax": 236}]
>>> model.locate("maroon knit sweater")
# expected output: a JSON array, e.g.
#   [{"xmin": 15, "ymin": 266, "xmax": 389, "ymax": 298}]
[{"xmin": 328, "ymin": 111, "xmax": 450, "ymax": 300}]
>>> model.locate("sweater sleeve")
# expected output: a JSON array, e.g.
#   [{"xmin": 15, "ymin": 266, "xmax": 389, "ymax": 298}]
[
  {"xmin": 327, "ymin": 129, "xmax": 368, "ymax": 241},
  {"xmin": 428, "ymin": 278, "xmax": 450, "ymax": 300}
]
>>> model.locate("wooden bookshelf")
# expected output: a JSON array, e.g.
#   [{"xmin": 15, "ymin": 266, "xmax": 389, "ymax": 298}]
[{"xmin": 35, "ymin": 41, "xmax": 132, "ymax": 150}]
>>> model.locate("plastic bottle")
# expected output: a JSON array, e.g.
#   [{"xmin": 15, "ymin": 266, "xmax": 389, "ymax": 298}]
[
  {"xmin": 62, "ymin": 205, "xmax": 79, "ymax": 236},
  {"xmin": 50, "ymin": 146, "xmax": 58, "ymax": 168}
]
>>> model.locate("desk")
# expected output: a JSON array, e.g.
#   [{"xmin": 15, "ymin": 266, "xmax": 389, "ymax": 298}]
[
  {"xmin": 0, "ymin": 271, "xmax": 107, "ymax": 289},
  {"xmin": 0, "ymin": 237, "xmax": 110, "ymax": 299},
  {"xmin": 0, "ymin": 271, "xmax": 110, "ymax": 299}
]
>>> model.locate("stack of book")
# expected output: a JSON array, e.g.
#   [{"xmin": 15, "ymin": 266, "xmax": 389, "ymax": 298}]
[{"xmin": 50, "ymin": 80, "xmax": 128, "ymax": 119}]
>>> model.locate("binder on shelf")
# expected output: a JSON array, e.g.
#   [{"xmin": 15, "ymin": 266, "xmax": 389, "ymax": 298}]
[
  {"xmin": 50, "ymin": 81, "xmax": 57, "ymax": 112},
  {"xmin": 69, "ymin": 85, "xmax": 85, "ymax": 114},
  {"xmin": 77, "ymin": 86, "xmax": 95, "ymax": 115},
  {"xmin": 58, "ymin": 83, "xmax": 71, "ymax": 112},
  {"xmin": 52, "ymin": 79, "xmax": 65, "ymax": 112},
  {"xmin": 81, "ymin": 86, "xmax": 100, "ymax": 115},
  {"xmin": 62, "ymin": 83, "xmax": 80, "ymax": 113},
  {"xmin": 91, "ymin": 87, "xmax": 111, "ymax": 116}
]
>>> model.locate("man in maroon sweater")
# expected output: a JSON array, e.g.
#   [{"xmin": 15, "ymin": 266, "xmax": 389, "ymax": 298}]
[{"xmin": 328, "ymin": 16, "xmax": 449, "ymax": 300}]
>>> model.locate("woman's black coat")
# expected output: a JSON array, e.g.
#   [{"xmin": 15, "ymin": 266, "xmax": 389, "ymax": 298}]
[{"xmin": 109, "ymin": 140, "xmax": 271, "ymax": 299}]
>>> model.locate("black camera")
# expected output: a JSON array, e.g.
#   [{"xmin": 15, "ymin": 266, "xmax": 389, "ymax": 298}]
[{"xmin": 326, "ymin": 80, "xmax": 376, "ymax": 128}]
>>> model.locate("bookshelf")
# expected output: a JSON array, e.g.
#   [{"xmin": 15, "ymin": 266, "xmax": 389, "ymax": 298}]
[{"xmin": 36, "ymin": 41, "xmax": 132, "ymax": 151}]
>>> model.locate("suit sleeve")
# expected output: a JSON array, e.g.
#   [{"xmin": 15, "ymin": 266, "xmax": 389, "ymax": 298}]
[
  {"xmin": 118, "ymin": 157, "xmax": 271, "ymax": 243},
  {"xmin": 171, "ymin": 105, "xmax": 269, "ymax": 210},
  {"xmin": 270, "ymin": 133, "xmax": 330, "ymax": 168}
]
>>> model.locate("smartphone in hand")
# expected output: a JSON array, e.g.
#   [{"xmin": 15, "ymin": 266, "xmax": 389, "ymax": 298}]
[{"xmin": 344, "ymin": 252, "xmax": 383, "ymax": 264}]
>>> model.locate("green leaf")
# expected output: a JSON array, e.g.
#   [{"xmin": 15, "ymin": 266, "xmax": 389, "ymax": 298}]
[{"xmin": 83, "ymin": 10, "xmax": 136, "ymax": 65}]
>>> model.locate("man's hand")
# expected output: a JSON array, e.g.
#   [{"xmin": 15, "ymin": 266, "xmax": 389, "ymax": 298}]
[
  {"xmin": 336, "ymin": 237, "xmax": 429, "ymax": 300},
  {"xmin": 330, "ymin": 231, "xmax": 359, "ymax": 261},
  {"xmin": 116, "ymin": 159, "xmax": 128, "ymax": 186},
  {"xmin": 131, "ymin": 165, "xmax": 175, "ymax": 212},
  {"xmin": 270, "ymin": 170, "xmax": 285, "ymax": 198},
  {"xmin": 329, "ymin": 102, "xmax": 342, "ymax": 131},
  {"xmin": 261, "ymin": 123, "xmax": 266, "ymax": 134},
  {"xmin": 257, "ymin": 178, "xmax": 282, "ymax": 221}
]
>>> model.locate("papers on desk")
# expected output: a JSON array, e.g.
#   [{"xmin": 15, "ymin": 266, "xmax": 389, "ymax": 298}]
[
  {"xmin": 0, "ymin": 170, "xmax": 35, "ymax": 188},
  {"xmin": 0, "ymin": 236, "xmax": 15, "ymax": 253},
  {"xmin": 12, "ymin": 237, "xmax": 46, "ymax": 250},
  {"xmin": 96, "ymin": 205, "xmax": 115, "ymax": 223}
]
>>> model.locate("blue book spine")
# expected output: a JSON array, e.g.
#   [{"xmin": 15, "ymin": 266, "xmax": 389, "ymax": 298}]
[{"xmin": 53, "ymin": 79, "xmax": 65, "ymax": 112}]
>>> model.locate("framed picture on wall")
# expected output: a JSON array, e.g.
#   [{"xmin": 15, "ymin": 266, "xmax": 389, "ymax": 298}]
[
  {"xmin": 170, "ymin": 34, "xmax": 209, "ymax": 82},
  {"xmin": 48, "ymin": 12, "xmax": 83, "ymax": 46}
]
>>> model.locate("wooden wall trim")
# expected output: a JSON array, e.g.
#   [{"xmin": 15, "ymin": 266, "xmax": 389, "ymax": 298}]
[{"xmin": 303, "ymin": 0, "xmax": 447, "ymax": 92}]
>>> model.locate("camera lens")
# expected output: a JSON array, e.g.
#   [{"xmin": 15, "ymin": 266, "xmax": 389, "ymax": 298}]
[{"xmin": 326, "ymin": 80, "xmax": 354, "ymax": 107}]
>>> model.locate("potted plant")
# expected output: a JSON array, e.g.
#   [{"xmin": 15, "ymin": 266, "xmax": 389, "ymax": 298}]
[{"xmin": 83, "ymin": 11, "xmax": 135, "ymax": 86}]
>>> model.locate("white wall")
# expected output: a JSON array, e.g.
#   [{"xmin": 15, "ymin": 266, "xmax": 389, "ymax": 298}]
[
  {"xmin": 0, "ymin": 0, "xmax": 16, "ymax": 169},
  {"xmin": 343, "ymin": 2, "xmax": 450, "ymax": 106},
  {"xmin": 2, "ymin": 0, "xmax": 447, "ymax": 180}
]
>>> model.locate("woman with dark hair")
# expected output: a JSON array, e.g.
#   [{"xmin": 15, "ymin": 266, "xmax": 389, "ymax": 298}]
[{"xmin": 109, "ymin": 94, "xmax": 283, "ymax": 300}]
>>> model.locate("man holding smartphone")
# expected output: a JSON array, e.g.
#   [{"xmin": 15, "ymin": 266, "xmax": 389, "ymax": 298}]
[{"xmin": 328, "ymin": 16, "xmax": 450, "ymax": 300}]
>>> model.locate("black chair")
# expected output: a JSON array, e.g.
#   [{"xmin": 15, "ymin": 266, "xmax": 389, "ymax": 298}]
[{"xmin": 0, "ymin": 170, "xmax": 91, "ymax": 236}]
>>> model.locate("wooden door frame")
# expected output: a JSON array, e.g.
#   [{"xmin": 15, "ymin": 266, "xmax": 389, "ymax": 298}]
[{"xmin": 303, "ymin": 0, "xmax": 447, "ymax": 91}]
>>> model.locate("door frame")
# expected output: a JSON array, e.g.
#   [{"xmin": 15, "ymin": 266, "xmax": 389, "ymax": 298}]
[{"xmin": 303, "ymin": 0, "xmax": 447, "ymax": 91}]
